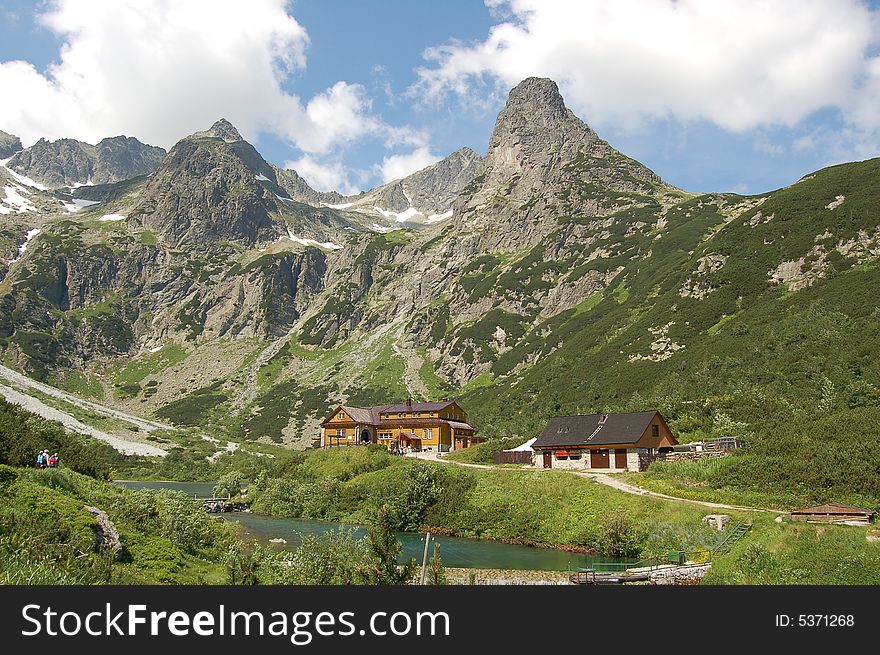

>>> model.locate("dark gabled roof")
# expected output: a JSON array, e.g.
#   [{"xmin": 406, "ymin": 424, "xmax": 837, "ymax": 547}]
[
  {"xmin": 790, "ymin": 503, "xmax": 875, "ymax": 517},
  {"xmin": 532, "ymin": 411, "xmax": 660, "ymax": 448},
  {"xmin": 380, "ymin": 401, "xmax": 455, "ymax": 413}
]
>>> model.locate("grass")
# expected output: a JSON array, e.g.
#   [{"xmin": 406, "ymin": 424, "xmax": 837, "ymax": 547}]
[
  {"xmin": 705, "ymin": 515, "xmax": 880, "ymax": 584},
  {"xmin": 112, "ymin": 343, "xmax": 188, "ymax": 388},
  {"xmin": 417, "ymin": 346, "xmax": 455, "ymax": 398},
  {"xmin": 56, "ymin": 370, "xmax": 105, "ymax": 400},
  {"xmin": 0, "ymin": 466, "xmax": 236, "ymax": 584}
]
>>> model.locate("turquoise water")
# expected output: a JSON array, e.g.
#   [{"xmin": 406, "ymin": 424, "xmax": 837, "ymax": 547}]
[{"xmin": 115, "ymin": 480, "xmax": 631, "ymax": 571}]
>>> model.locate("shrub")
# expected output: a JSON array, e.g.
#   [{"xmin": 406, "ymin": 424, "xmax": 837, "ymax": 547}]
[{"xmin": 213, "ymin": 470, "xmax": 242, "ymax": 499}]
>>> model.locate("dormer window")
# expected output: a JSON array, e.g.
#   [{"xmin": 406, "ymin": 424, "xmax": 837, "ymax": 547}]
[{"xmin": 652, "ymin": 425, "xmax": 660, "ymax": 438}]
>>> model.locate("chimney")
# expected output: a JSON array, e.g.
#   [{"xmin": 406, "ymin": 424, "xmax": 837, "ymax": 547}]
[{"xmin": 598, "ymin": 413, "xmax": 608, "ymax": 426}]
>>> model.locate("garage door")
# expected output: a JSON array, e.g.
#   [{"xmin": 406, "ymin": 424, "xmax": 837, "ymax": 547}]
[{"xmin": 590, "ymin": 449, "xmax": 609, "ymax": 468}]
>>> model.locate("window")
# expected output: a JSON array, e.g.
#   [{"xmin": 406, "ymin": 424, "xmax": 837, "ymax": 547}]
[
  {"xmin": 339, "ymin": 412, "xmax": 346, "ymax": 420},
  {"xmin": 652, "ymin": 425, "xmax": 660, "ymax": 438},
  {"xmin": 424, "ymin": 428, "xmax": 433, "ymax": 440},
  {"xmin": 335, "ymin": 428, "xmax": 345, "ymax": 439},
  {"xmin": 569, "ymin": 451, "xmax": 582, "ymax": 460}
]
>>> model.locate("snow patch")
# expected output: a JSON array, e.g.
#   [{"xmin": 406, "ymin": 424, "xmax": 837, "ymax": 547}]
[
  {"xmin": 255, "ymin": 174, "xmax": 270, "ymax": 182},
  {"xmin": 425, "ymin": 209, "xmax": 453, "ymax": 223},
  {"xmin": 0, "ymin": 158, "xmax": 48, "ymax": 191},
  {"xmin": 61, "ymin": 197, "xmax": 101, "ymax": 212},
  {"xmin": 7, "ymin": 228, "xmax": 41, "ymax": 266},
  {"xmin": 370, "ymin": 223, "xmax": 395, "ymax": 233},
  {"xmin": 283, "ymin": 227, "xmax": 342, "ymax": 250},
  {"xmin": 373, "ymin": 206, "xmax": 424, "ymax": 222},
  {"xmin": 147, "ymin": 345, "xmax": 164, "ymax": 353},
  {"xmin": 98, "ymin": 213, "xmax": 126, "ymax": 222},
  {"xmin": 322, "ymin": 201, "xmax": 354, "ymax": 209},
  {"xmin": 2, "ymin": 185, "xmax": 36, "ymax": 213}
]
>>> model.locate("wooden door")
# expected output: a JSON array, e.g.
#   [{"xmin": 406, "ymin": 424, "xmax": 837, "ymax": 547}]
[
  {"xmin": 542, "ymin": 451, "xmax": 552, "ymax": 468},
  {"xmin": 615, "ymin": 449, "xmax": 628, "ymax": 469},
  {"xmin": 591, "ymin": 449, "xmax": 609, "ymax": 468}
]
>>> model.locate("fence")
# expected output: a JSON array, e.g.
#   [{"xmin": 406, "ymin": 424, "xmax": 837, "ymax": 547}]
[
  {"xmin": 637, "ymin": 450, "xmax": 727, "ymax": 470},
  {"xmin": 492, "ymin": 451, "xmax": 534, "ymax": 465}
]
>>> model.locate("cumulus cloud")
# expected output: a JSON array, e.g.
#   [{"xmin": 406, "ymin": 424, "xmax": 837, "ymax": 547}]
[
  {"xmin": 0, "ymin": 0, "xmax": 417, "ymax": 169},
  {"xmin": 414, "ymin": 0, "xmax": 880, "ymax": 135},
  {"xmin": 378, "ymin": 146, "xmax": 441, "ymax": 183},
  {"xmin": 284, "ymin": 156, "xmax": 363, "ymax": 196}
]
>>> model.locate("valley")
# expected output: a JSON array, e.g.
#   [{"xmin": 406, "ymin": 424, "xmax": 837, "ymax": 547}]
[{"xmin": 1, "ymin": 76, "xmax": 879, "ymax": 585}]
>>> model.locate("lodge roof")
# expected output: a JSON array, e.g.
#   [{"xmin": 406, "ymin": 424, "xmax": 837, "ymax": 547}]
[
  {"xmin": 380, "ymin": 400, "xmax": 456, "ymax": 413},
  {"xmin": 532, "ymin": 411, "xmax": 662, "ymax": 448},
  {"xmin": 321, "ymin": 400, "xmax": 464, "ymax": 430},
  {"xmin": 321, "ymin": 401, "xmax": 470, "ymax": 429},
  {"xmin": 790, "ymin": 503, "xmax": 875, "ymax": 517}
]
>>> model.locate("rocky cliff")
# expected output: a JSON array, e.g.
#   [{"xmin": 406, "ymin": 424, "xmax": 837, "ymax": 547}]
[{"xmin": 6, "ymin": 135, "xmax": 165, "ymax": 188}]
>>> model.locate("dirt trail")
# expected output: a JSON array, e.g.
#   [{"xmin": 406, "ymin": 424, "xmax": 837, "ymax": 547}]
[
  {"xmin": 407, "ymin": 451, "xmax": 783, "ymax": 514},
  {"xmin": 0, "ymin": 364, "xmax": 172, "ymax": 433},
  {"xmin": 0, "ymin": 381, "xmax": 168, "ymax": 457}
]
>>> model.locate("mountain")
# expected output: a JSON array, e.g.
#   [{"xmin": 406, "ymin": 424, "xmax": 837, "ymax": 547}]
[
  {"xmin": 0, "ymin": 77, "xmax": 878, "ymax": 457},
  {"xmin": 331, "ymin": 147, "xmax": 482, "ymax": 226},
  {"xmin": 0, "ymin": 130, "xmax": 22, "ymax": 159},
  {"xmin": 5, "ymin": 135, "xmax": 166, "ymax": 188}
]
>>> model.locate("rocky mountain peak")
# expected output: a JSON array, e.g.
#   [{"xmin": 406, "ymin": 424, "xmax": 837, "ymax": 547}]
[
  {"xmin": 452, "ymin": 77, "xmax": 666, "ymax": 251},
  {"xmin": 484, "ymin": 76, "xmax": 599, "ymax": 178},
  {"xmin": 5, "ymin": 135, "xmax": 165, "ymax": 187},
  {"xmin": 190, "ymin": 118, "xmax": 244, "ymax": 143},
  {"xmin": 504, "ymin": 77, "xmax": 568, "ymax": 120},
  {"xmin": 0, "ymin": 129, "xmax": 23, "ymax": 159}
]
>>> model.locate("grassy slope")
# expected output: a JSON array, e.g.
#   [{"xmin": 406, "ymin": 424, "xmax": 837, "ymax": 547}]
[
  {"xmin": 458, "ymin": 159, "xmax": 880, "ymax": 510},
  {"xmin": 0, "ymin": 465, "xmax": 235, "ymax": 584},
  {"xmin": 246, "ymin": 446, "xmax": 880, "ymax": 582}
]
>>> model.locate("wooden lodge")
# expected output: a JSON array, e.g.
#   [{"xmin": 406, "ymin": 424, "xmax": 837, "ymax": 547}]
[
  {"xmin": 789, "ymin": 503, "xmax": 875, "ymax": 526},
  {"xmin": 320, "ymin": 398, "xmax": 484, "ymax": 453},
  {"xmin": 532, "ymin": 411, "xmax": 677, "ymax": 472}
]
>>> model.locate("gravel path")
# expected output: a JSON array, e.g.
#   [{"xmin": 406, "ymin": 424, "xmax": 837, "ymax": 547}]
[
  {"xmin": 0, "ymin": 364, "xmax": 173, "ymax": 433},
  {"xmin": 407, "ymin": 451, "xmax": 781, "ymax": 514},
  {"xmin": 0, "ymin": 367, "xmax": 169, "ymax": 457}
]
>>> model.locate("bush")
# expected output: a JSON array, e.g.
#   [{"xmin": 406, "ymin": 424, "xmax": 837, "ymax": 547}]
[
  {"xmin": 596, "ymin": 509, "xmax": 647, "ymax": 558},
  {"xmin": 213, "ymin": 470, "xmax": 242, "ymax": 499}
]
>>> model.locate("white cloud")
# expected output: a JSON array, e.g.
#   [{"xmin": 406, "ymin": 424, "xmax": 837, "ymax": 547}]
[
  {"xmin": 0, "ymin": 0, "xmax": 416, "ymax": 167},
  {"xmin": 378, "ymin": 146, "xmax": 441, "ymax": 183},
  {"xmin": 414, "ymin": 0, "xmax": 880, "ymax": 134},
  {"xmin": 284, "ymin": 156, "xmax": 362, "ymax": 196}
]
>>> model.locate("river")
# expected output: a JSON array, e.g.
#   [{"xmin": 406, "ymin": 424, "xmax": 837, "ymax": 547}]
[{"xmin": 115, "ymin": 480, "xmax": 633, "ymax": 572}]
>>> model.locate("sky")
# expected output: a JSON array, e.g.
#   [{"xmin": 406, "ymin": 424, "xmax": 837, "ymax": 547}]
[{"xmin": 1, "ymin": 0, "xmax": 879, "ymax": 196}]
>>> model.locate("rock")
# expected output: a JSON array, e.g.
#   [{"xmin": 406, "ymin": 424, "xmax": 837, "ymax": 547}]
[
  {"xmin": 702, "ymin": 514, "xmax": 731, "ymax": 531},
  {"xmin": 0, "ymin": 130, "xmax": 23, "ymax": 158},
  {"xmin": 269, "ymin": 537, "xmax": 288, "ymax": 544},
  {"xmin": 84, "ymin": 505, "xmax": 121, "ymax": 551},
  {"xmin": 6, "ymin": 135, "xmax": 165, "ymax": 188}
]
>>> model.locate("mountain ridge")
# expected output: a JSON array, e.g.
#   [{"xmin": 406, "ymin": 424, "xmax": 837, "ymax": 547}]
[{"xmin": 0, "ymin": 76, "xmax": 878, "ymax": 455}]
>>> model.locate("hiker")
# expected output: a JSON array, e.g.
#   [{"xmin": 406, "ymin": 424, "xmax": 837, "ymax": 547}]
[{"xmin": 48, "ymin": 453, "xmax": 58, "ymax": 468}]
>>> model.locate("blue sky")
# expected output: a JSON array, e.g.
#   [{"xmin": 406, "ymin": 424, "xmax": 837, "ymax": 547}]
[{"xmin": 1, "ymin": 0, "xmax": 879, "ymax": 195}]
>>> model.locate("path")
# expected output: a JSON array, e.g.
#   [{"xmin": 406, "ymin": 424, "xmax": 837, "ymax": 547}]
[
  {"xmin": 0, "ymin": 382, "xmax": 168, "ymax": 457},
  {"xmin": 406, "ymin": 451, "xmax": 783, "ymax": 514},
  {"xmin": 0, "ymin": 364, "xmax": 173, "ymax": 433}
]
